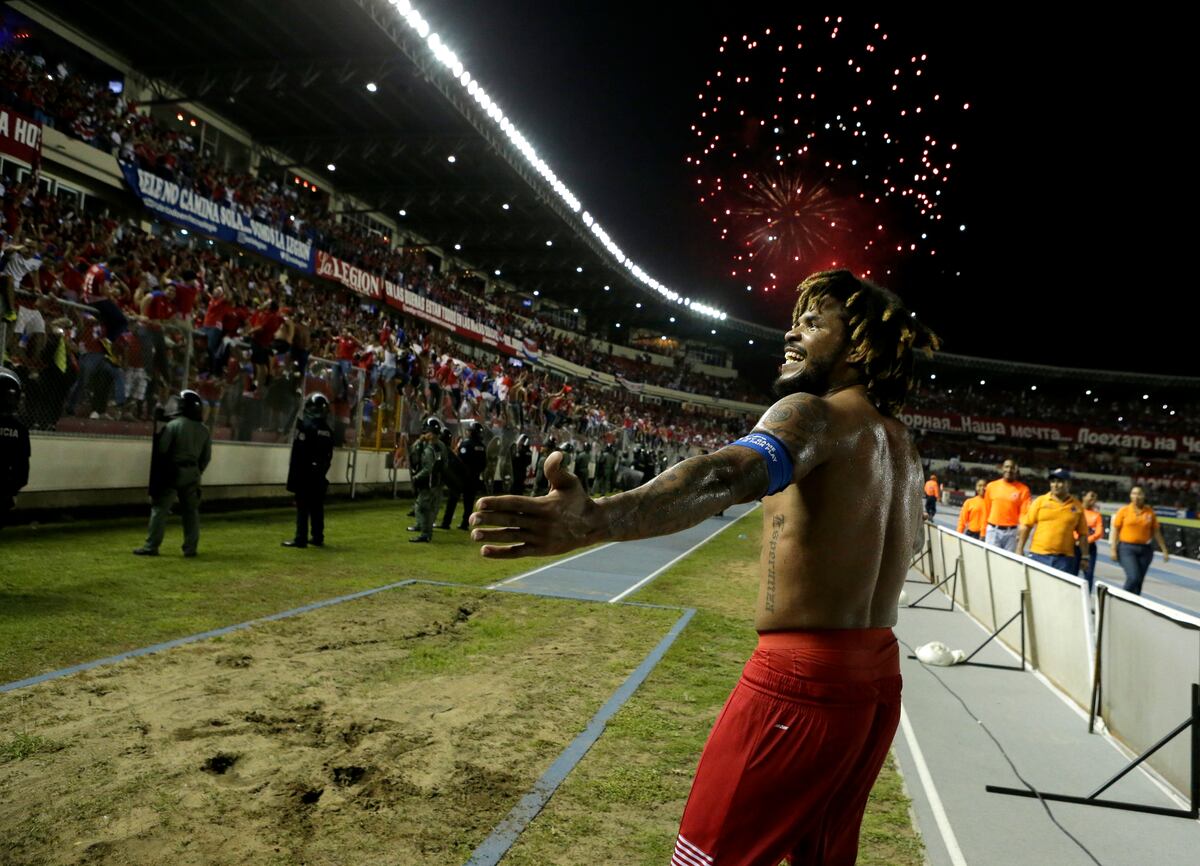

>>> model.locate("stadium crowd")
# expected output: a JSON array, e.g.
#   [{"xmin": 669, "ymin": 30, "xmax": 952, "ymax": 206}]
[
  {"xmin": 906, "ymin": 380, "xmax": 1200, "ymax": 438},
  {"xmin": 3, "ymin": 38, "xmax": 1197, "ymax": 514},
  {"xmin": 1, "ymin": 175, "xmax": 751, "ymax": 463},
  {"xmin": 3, "ymin": 41, "xmax": 765, "ymax": 404}
]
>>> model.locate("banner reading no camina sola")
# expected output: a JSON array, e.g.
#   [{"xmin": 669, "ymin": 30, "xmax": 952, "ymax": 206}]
[{"xmin": 118, "ymin": 162, "xmax": 315, "ymax": 272}]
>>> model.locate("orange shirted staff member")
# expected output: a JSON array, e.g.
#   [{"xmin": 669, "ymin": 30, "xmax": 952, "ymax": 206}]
[
  {"xmin": 1110, "ymin": 486, "xmax": 1170, "ymax": 595},
  {"xmin": 982, "ymin": 458, "xmax": 1031, "ymax": 552},
  {"xmin": 957, "ymin": 479, "xmax": 988, "ymax": 539},
  {"xmin": 1017, "ymin": 469, "xmax": 1089, "ymax": 576},
  {"xmin": 1073, "ymin": 490, "xmax": 1104, "ymax": 589},
  {"xmin": 922, "ymin": 473, "xmax": 941, "ymax": 521}
]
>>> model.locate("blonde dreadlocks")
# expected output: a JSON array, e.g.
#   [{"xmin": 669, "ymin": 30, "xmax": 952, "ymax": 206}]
[{"xmin": 793, "ymin": 270, "xmax": 940, "ymax": 417}]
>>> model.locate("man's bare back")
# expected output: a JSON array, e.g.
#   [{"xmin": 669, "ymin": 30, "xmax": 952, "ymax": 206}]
[{"xmin": 755, "ymin": 387, "xmax": 923, "ymax": 631}]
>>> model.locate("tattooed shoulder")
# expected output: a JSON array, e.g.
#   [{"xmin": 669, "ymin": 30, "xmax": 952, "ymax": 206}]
[{"xmin": 756, "ymin": 393, "xmax": 830, "ymax": 445}]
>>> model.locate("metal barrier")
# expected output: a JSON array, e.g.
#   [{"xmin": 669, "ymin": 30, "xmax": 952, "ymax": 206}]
[
  {"xmin": 6, "ymin": 293, "xmax": 192, "ymax": 436},
  {"xmin": 299, "ymin": 355, "xmax": 364, "ymax": 498},
  {"xmin": 914, "ymin": 522, "xmax": 1198, "ymax": 814},
  {"xmin": 1091, "ymin": 585, "xmax": 1200, "ymax": 809},
  {"xmin": 913, "ymin": 524, "xmax": 1094, "ymax": 705}
]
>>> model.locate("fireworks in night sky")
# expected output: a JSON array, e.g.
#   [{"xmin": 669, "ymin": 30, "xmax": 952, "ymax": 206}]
[{"xmin": 686, "ymin": 15, "xmax": 970, "ymax": 294}]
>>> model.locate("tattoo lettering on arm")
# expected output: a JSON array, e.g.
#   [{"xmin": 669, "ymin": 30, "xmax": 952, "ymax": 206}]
[{"xmin": 766, "ymin": 514, "xmax": 785, "ymax": 612}]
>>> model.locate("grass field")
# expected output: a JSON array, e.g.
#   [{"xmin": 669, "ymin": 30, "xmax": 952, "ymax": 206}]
[
  {"xmin": 0, "ymin": 497, "xmax": 923, "ymax": 865},
  {"xmin": 503, "ymin": 513, "xmax": 924, "ymax": 866},
  {"xmin": 0, "ymin": 498, "xmax": 587, "ymax": 685},
  {"xmin": 1161, "ymin": 515, "xmax": 1200, "ymax": 529}
]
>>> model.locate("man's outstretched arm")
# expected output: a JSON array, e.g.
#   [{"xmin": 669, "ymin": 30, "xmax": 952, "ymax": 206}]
[{"xmin": 470, "ymin": 392, "xmax": 831, "ymax": 559}]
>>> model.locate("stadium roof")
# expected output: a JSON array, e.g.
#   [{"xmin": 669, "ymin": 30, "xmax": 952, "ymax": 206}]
[
  {"xmin": 19, "ymin": 0, "xmax": 782, "ymax": 345},
  {"xmin": 921, "ymin": 353, "xmax": 1200, "ymax": 389}
]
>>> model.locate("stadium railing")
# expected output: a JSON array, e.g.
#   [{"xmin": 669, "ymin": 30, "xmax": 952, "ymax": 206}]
[
  {"xmin": 1093, "ymin": 585, "xmax": 1200, "ymax": 803},
  {"xmin": 10, "ymin": 294, "xmax": 193, "ymax": 436},
  {"xmin": 914, "ymin": 522, "xmax": 1197, "ymax": 810}
]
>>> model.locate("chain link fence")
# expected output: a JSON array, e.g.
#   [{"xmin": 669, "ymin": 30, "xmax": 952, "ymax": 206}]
[
  {"xmin": 4, "ymin": 292, "xmax": 191, "ymax": 436},
  {"xmin": 295, "ymin": 355, "xmax": 364, "ymax": 495}
]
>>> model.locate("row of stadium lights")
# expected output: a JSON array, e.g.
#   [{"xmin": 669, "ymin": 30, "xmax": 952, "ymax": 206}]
[
  {"xmin": 381, "ymin": 0, "xmax": 728, "ymax": 325},
  {"xmin": 328, "ymin": 109, "xmax": 733, "ymax": 339}
]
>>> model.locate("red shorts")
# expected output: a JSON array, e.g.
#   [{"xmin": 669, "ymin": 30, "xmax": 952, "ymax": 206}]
[{"xmin": 673, "ymin": 628, "xmax": 902, "ymax": 866}]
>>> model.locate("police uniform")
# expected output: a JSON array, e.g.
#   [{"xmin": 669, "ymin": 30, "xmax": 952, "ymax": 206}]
[
  {"xmin": 408, "ymin": 421, "xmax": 443, "ymax": 542},
  {"xmin": 594, "ymin": 444, "xmax": 613, "ymax": 496},
  {"xmin": 485, "ymin": 434, "xmax": 512, "ymax": 495},
  {"xmin": 510, "ymin": 437, "xmax": 532, "ymax": 495},
  {"xmin": 535, "ymin": 439, "xmax": 557, "ymax": 495},
  {"xmin": 445, "ymin": 425, "xmax": 487, "ymax": 529},
  {"xmin": 283, "ymin": 394, "xmax": 334, "ymax": 548},
  {"xmin": 0, "ymin": 370, "xmax": 30, "ymax": 530},
  {"xmin": 573, "ymin": 443, "xmax": 592, "ymax": 494},
  {"xmin": 435, "ymin": 430, "xmax": 459, "ymax": 529},
  {"xmin": 135, "ymin": 391, "xmax": 212, "ymax": 557}
]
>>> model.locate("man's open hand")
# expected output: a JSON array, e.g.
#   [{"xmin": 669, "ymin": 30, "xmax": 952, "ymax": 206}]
[{"xmin": 469, "ymin": 451, "xmax": 601, "ymax": 559}]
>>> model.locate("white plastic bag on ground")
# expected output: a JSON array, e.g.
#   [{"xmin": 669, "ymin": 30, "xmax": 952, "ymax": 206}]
[{"xmin": 915, "ymin": 641, "xmax": 965, "ymax": 666}]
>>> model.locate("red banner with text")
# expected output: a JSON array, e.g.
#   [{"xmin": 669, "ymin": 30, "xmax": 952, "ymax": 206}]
[
  {"xmin": 898, "ymin": 408, "xmax": 1198, "ymax": 455},
  {"xmin": 0, "ymin": 105, "xmax": 43, "ymax": 165},
  {"xmin": 314, "ymin": 250, "xmax": 517, "ymax": 355}
]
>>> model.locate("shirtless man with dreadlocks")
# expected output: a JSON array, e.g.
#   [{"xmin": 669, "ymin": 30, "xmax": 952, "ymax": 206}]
[{"xmin": 470, "ymin": 269, "xmax": 940, "ymax": 866}]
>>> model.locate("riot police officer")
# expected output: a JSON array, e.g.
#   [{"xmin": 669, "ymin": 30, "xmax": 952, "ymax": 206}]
[
  {"xmin": 634, "ymin": 446, "xmax": 654, "ymax": 482},
  {"xmin": 485, "ymin": 428, "xmax": 512, "ymax": 495},
  {"xmin": 573, "ymin": 440, "xmax": 592, "ymax": 494},
  {"xmin": 283, "ymin": 393, "xmax": 334, "ymax": 548},
  {"xmin": 435, "ymin": 425, "xmax": 461, "ymax": 530},
  {"xmin": 535, "ymin": 436, "xmax": 557, "ymax": 495},
  {"xmin": 510, "ymin": 434, "xmax": 532, "ymax": 495},
  {"xmin": 134, "ymin": 390, "xmax": 212, "ymax": 557},
  {"xmin": 594, "ymin": 442, "xmax": 614, "ymax": 496},
  {"xmin": 0, "ymin": 369, "xmax": 29, "ymax": 531},
  {"xmin": 407, "ymin": 417, "xmax": 443, "ymax": 542},
  {"xmin": 445, "ymin": 420, "xmax": 487, "ymax": 530}
]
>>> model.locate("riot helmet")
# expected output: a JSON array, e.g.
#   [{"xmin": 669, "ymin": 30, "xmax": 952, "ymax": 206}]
[
  {"xmin": 179, "ymin": 389, "xmax": 204, "ymax": 422},
  {"xmin": 304, "ymin": 392, "xmax": 330, "ymax": 420},
  {"xmin": 0, "ymin": 368, "xmax": 21, "ymax": 415}
]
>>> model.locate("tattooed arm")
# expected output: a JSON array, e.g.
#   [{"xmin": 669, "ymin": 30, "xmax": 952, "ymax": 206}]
[{"xmin": 470, "ymin": 392, "xmax": 834, "ymax": 558}]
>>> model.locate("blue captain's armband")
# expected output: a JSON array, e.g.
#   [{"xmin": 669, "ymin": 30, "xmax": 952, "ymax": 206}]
[{"xmin": 730, "ymin": 432, "xmax": 795, "ymax": 495}]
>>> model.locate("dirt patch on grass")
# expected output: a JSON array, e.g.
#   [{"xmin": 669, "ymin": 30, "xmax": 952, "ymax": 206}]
[{"xmin": 0, "ymin": 584, "xmax": 677, "ymax": 865}]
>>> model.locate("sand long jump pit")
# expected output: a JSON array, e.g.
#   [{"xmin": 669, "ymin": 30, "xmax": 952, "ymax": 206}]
[{"xmin": 0, "ymin": 583, "xmax": 682, "ymax": 865}]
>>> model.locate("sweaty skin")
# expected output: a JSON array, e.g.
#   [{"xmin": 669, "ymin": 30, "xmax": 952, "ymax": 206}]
[
  {"xmin": 753, "ymin": 388, "xmax": 923, "ymax": 630},
  {"xmin": 470, "ymin": 298, "xmax": 925, "ymax": 630}
]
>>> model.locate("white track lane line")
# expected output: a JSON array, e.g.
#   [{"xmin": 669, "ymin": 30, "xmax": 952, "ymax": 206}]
[
  {"xmin": 899, "ymin": 705, "xmax": 970, "ymax": 866},
  {"xmin": 608, "ymin": 504, "xmax": 761, "ymax": 603},
  {"xmin": 486, "ymin": 543, "xmax": 618, "ymax": 589}
]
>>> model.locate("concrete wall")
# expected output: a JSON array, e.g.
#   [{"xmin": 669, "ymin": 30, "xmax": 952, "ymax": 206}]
[
  {"xmin": 18, "ymin": 435, "xmax": 406, "ymax": 510},
  {"xmin": 40, "ymin": 127, "xmax": 124, "ymax": 189}
]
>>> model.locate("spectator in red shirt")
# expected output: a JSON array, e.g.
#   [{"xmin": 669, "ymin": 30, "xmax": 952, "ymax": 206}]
[
  {"xmin": 200, "ymin": 286, "xmax": 230, "ymax": 375},
  {"xmin": 334, "ymin": 331, "xmax": 360, "ymax": 401},
  {"xmin": 248, "ymin": 300, "xmax": 284, "ymax": 386},
  {"xmin": 171, "ymin": 269, "xmax": 201, "ymax": 321}
]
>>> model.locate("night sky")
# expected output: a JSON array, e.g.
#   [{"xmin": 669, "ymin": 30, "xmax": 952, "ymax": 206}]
[{"xmin": 414, "ymin": 4, "xmax": 1190, "ymax": 375}]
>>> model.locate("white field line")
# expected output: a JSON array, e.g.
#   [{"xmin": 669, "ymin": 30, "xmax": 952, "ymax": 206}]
[
  {"xmin": 608, "ymin": 503, "xmax": 761, "ymax": 603},
  {"xmin": 899, "ymin": 706, "xmax": 970, "ymax": 866},
  {"xmin": 486, "ymin": 543, "xmax": 618, "ymax": 589}
]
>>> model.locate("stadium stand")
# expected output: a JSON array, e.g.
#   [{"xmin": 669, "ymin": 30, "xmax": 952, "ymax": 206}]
[{"xmin": 3, "ymin": 25, "xmax": 1197, "ymax": 535}]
